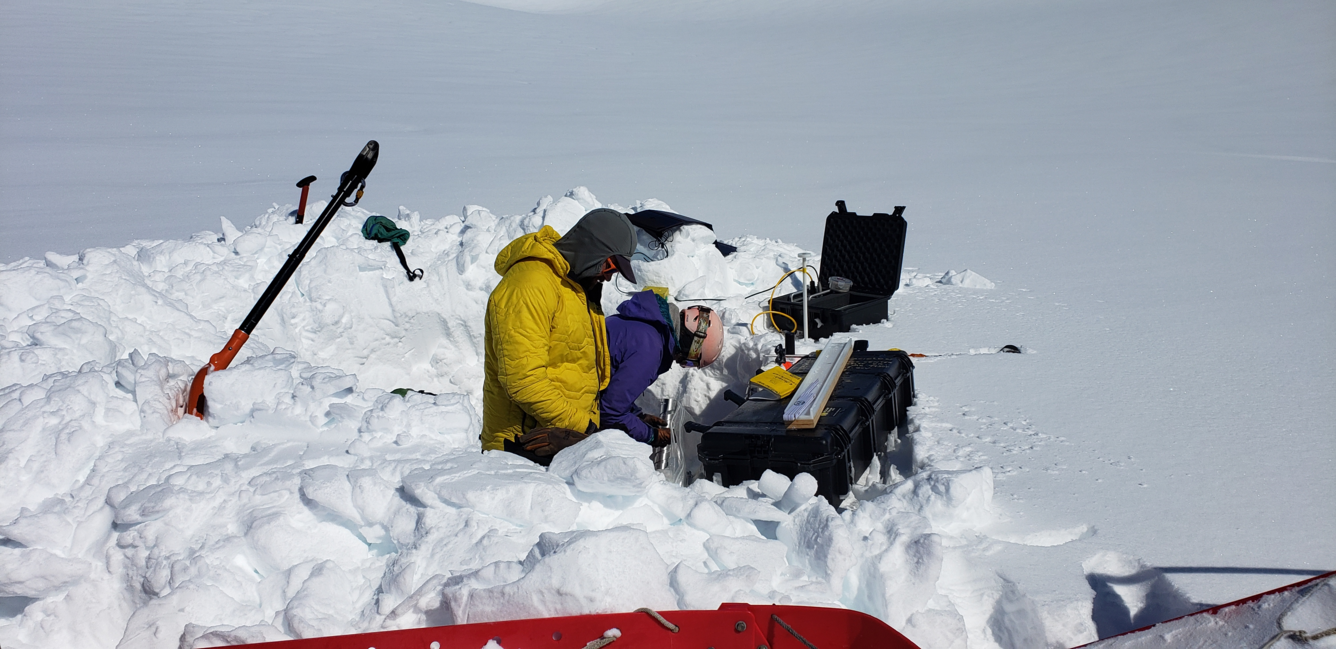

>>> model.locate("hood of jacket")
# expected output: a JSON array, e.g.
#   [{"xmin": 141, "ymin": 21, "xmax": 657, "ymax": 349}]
[
  {"xmin": 494, "ymin": 225, "xmax": 568, "ymax": 277},
  {"xmin": 613, "ymin": 290, "xmax": 677, "ymax": 374},
  {"xmin": 554, "ymin": 208, "xmax": 637, "ymax": 281}
]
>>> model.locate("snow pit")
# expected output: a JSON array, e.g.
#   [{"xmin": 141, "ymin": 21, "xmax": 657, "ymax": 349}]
[{"xmin": 1, "ymin": 188, "xmax": 1161, "ymax": 649}]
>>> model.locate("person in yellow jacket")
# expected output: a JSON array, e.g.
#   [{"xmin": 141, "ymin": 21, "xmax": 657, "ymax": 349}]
[{"xmin": 481, "ymin": 208, "xmax": 638, "ymax": 464}]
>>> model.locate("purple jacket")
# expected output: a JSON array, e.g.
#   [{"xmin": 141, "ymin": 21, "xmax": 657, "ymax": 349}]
[{"xmin": 601, "ymin": 291, "xmax": 675, "ymax": 443}]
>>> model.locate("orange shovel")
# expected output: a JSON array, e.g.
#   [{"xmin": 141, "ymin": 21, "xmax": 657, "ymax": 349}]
[{"xmin": 184, "ymin": 140, "xmax": 379, "ymax": 418}]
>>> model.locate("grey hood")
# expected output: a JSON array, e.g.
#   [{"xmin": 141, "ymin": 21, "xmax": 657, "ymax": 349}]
[{"xmin": 554, "ymin": 208, "xmax": 637, "ymax": 281}]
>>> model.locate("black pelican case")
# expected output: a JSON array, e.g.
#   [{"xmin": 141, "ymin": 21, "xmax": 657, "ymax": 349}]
[
  {"xmin": 772, "ymin": 202, "xmax": 907, "ymax": 341},
  {"xmin": 696, "ymin": 349, "xmax": 915, "ymax": 505}
]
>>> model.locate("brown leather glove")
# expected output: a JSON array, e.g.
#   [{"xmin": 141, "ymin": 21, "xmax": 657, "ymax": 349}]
[
  {"xmin": 638, "ymin": 413, "xmax": 668, "ymax": 428},
  {"xmin": 650, "ymin": 427, "xmax": 672, "ymax": 448},
  {"xmin": 517, "ymin": 427, "xmax": 589, "ymax": 457}
]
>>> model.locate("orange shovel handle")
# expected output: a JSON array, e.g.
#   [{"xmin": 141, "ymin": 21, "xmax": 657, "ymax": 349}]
[{"xmin": 184, "ymin": 329, "xmax": 249, "ymax": 419}]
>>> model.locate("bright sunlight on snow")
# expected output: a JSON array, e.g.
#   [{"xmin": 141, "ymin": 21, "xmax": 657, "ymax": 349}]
[{"xmin": 1, "ymin": 0, "xmax": 1332, "ymax": 648}]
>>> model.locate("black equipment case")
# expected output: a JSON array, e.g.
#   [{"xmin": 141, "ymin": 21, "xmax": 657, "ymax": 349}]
[
  {"xmin": 696, "ymin": 349, "xmax": 915, "ymax": 505},
  {"xmin": 772, "ymin": 202, "xmax": 907, "ymax": 340}
]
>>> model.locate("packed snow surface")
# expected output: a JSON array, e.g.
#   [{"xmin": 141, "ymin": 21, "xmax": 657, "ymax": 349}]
[
  {"xmin": 2, "ymin": 193, "xmax": 1075, "ymax": 648},
  {"xmin": 2, "ymin": 189, "xmax": 1325, "ymax": 649}
]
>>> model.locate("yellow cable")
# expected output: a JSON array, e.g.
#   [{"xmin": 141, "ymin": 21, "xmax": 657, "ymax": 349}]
[
  {"xmin": 766, "ymin": 267, "xmax": 814, "ymax": 333},
  {"xmin": 740, "ymin": 266, "xmax": 815, "ymax": 336},
  {"xmin": 749, "ymin": 310, "xmax": 799, "ymax": 336}
]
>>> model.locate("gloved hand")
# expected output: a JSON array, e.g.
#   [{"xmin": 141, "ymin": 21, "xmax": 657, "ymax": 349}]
[
  {"xmin": 638, "ymin": 413, "xmax": 668, "ymax": 428},
  {"xmin": 517, "ymin": 427, "xmax": 589, "ymax": 457},
  {"xmin": 650, "ymin": 426, "xmax": 672, "ymax": 448}
]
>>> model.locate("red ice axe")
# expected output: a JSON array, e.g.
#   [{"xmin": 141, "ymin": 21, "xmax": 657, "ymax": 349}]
[
  {"xmin": 294, "ymin": 175, "xmax": 317, "ymax": 224},
  {"xmin": 184, "ymin": 141, "xmax": 379, "ymax": 419}
]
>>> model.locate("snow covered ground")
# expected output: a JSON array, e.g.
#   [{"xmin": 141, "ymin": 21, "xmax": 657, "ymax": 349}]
[
  {"xmin": 0, "ymin": 194, "xmax": 1088, "ymax": 648},
  {"xmin": 2, "ymin": 0, "xmax": 1333, "ymax": 647}
]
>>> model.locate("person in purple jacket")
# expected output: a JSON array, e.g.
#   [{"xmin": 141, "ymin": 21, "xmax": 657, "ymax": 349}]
[{"xmin": 602, "ymin": 290, "xmax": 724, "ymax": 446}]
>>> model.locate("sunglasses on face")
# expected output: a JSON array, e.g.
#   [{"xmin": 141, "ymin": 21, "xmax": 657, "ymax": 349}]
[{"xmin": 597, "ymin": 257, "xmax": 618, "ymax": 280}]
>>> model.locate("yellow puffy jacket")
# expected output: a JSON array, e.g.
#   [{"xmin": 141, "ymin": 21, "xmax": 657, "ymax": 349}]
[{"xmin": 481, "ymin": 226, "xmax": 610, "ymax": 451}]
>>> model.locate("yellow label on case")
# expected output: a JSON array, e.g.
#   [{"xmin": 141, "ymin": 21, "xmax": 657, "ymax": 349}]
[{"xmin": 749, "ymin": 366, "xmax": 802, "ymax": 400}]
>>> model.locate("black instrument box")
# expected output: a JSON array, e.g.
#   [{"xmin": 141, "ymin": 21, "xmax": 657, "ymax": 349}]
[
  {"xmin": 772, "ymin": 203, "xmax": 907, "ymax": 340},
  {"xmin": 697, "ymin": 350, "xmax": 915, "ymax": 505}
]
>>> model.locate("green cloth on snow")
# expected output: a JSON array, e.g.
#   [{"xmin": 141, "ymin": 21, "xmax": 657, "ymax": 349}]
[{"xmin": 362, "ymin": 215, "xmax": 410, "ymax": 246}]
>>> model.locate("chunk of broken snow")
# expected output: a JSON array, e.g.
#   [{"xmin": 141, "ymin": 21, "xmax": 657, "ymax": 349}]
[{"xmin": 939, "ymin": 269, "xmax": 995, "ymax": 289}]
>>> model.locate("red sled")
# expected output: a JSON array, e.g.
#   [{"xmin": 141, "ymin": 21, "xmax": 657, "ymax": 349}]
[{"xmin": 241, "ymin": 603, "xmax": 921, "ymax": 649}]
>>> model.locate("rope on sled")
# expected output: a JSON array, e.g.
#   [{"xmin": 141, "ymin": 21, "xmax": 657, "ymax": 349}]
[
  {"xmin": 579, "ymin": 608, "xmax": 680, "ymax": 649},
  {"xmin": 1259, "ymin": 575, "xmax": 1336, "ymax": 649},
  {"xmin": 581, "ymin": 633, "xmax": 618, "ymax": 649},
  {"xmin": 1261, "ymin": 627, "xmax": 1336, "ymax": 648},
  {"xmin": 635, "ymin": 607, "xmax": 680, "ymax": 632},
  {"xmin": 771, "ymin": 614, "xmax": 820, "ymax": 649}
]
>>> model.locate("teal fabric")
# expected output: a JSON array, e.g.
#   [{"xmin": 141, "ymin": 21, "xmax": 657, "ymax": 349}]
[
  {"xmin": 362, "ymin": 215, "xmax": 410, "ymax": 246},
  {"xmin": 653, "ymin": 292, "xmax": 677, "ymax": 351}
]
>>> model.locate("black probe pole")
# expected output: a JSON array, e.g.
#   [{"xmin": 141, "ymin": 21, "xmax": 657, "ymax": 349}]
[{"xmin": 238, "ymin": 141, "xmax": 378, "ymax": 333}]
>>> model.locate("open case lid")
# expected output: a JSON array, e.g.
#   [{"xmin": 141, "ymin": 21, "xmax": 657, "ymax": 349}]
[{"xmin": 817, "ymin": 202, "xmax": 907, "ymax": 297}]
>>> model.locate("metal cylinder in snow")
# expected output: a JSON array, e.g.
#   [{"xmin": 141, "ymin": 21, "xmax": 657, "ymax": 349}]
[{"xmin": 798, "ymin": 251, "xmax": 811, "ymax": 341}]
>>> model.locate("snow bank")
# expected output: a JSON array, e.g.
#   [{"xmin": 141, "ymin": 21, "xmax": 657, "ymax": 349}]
[{"xmin": 2, "ymin": 189, "xmax": 1103, "ymax": 649}]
